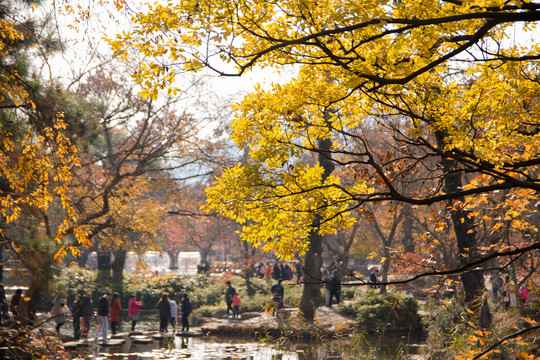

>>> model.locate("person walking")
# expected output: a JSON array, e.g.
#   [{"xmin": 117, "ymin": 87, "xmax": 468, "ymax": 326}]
[
  {"xmin": 50, "ymin": 294, "xmax": 67, "ymax": 334},
  {"xmin": 128, "ymin": 294, "xmax": 143, "ymax": 331},
  {"xmin": 180, "ymin": 292, "xmax": 192, "ymax": 332},
  {"xmin": 265, "ymin": 263, "xmax": 273, "ymax": 280},
  {"xmin": 271, "ymin": 279, "xmax": 284, "ymax": 301},
  {"xmin": 258, "ymin": 263, "xmax": 266, "ymax": 278},
  {"xmin": 231, "ymin": 292, "xmax": 241, "ymax": 319},
  {"xmin": 322, "ymin": 270, "xmax": 331, "ymax": 306},
  {"xmin": 97, "ymin": 292, "xmax": 111, "ymax": 342},
  {"xmin": 80, "ymin": 292, "xmax": 93, "ymax": 339},
  {"xmin": 272, "ymin": 261, "xmax": 281, "ymax": 280},
  {"xmin": 10, "ymin": 288, "xmax": 22, "ymax": 317},
  {"xmin": 369, "ymin": 268, "xmax": 379, "ymax": 288},
  {"xmin": 157, "ymin": 293, "xmax": 171, "ymax": 333},
  {"xmin": 169, "ymin": 296, "xmax": 179, "ymax": 330},
  {"xmin": 224, "ymin": 280, "xmax": 236, "ymax": 318},
  {"xmin": 109, "ymin": 292, "xmax": 121, "ymax": 335},
  {"xmin": 71, "ymin": 293, "xmax": 82, "ymax": 340},
  {"xmin": 327, "ymin": 270, "xmax": 341, "ymax": 307}
]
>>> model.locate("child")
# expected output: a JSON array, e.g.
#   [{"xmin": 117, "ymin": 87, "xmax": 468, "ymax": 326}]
[{"xmin": 231, "ymin": 292, "xmax": 241, "ymax": 319}]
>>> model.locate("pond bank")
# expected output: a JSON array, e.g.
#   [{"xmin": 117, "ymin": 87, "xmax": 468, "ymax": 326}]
[{"xmin": 198, "ymin": 306, "xmax": 357, "ymax": 340}]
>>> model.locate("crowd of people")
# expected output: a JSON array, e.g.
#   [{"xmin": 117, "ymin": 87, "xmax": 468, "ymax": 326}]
[
  {"xmin": 253, "ymin": 261, "xmax": 302, "ymax": 282},
  {"xmin": 489, "ymin": 272, "xmax": 531, "ymax": 308}
]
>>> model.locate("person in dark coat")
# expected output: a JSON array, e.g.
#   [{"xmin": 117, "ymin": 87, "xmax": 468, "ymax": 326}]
[
  {"xmin": 271, "ymin": 279, "xmax": 284, "ymax": 300},
  {"xmin": 327, "ymin": 270, "xmax": 341, "ymax": 307},
  {"xmin": 71, "ymin": 293, "xmax": 82, "ymax": 340},
  {"xmin": 224, "ymin": 281, "xmax": 236, "ymax": 318},
  {"xmin": 97, "ymin": 292, "xmax": 111, "ymax": 342},
  {"xmin": 157, "ymin": 293, "xmax": 171, "ymax": 333},
  {"xmin": 282, "ymin": 264, "xmax": 293, "ymax": 281},
  {"xmin": 180, "ymin": 292, "xmax": 192, "ymax": 332},
  {"xmin": 80, "ymin": 292, "xmax": 93, "ymax": 339},
  {"xmin": 272, "ymin": 262, "xmax": 281, "ymax": 280},
  {"xmin": 369, "ymin": 268, "xmax": 379, "ymax": 288}
]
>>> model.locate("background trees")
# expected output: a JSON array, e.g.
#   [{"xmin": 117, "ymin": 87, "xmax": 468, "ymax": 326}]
[{"xmin": 110, "ymin": 0, "xmax": 539, "ymax": 322}]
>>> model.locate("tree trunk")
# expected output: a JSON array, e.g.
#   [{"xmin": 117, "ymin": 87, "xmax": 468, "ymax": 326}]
[
  {"xmin": 97, "ymin": 250, "xmax": 111, "ymax": 290},
  {"xmin": 401, "ymin": 204, "xmax": 415, "ymax": 253},
  {"xmin": 242, "ymin": 242, "xmax": 255, "ymax": 297},
  {"xmin": 299, "ymin": 132, "xmax": 334, "ymax": 321},
  {"xmin": 77, "ymin": 246, "xmax": 90, "ymax": 268},
  {"xmin": 111, "ymin": 250, "xmax": 126, "ymax": 295},
  {"xmin": 438, "ymin": 134, "xmax": 484, "ymax": 305},
  {"xmin": 299, "ymin": 230, "xmax": 323, "ymax": 321},
  {"xmin": 167, "ymin": 250, "xmax": 178, "ymax": 269},
  {"xmin": 19, "ymin": 276, "xmax": 47, "ymax": 325}
]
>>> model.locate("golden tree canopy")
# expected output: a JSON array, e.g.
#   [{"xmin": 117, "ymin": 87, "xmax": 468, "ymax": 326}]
[{"xmin": 110, "ymin": 0, "xmax": 540, "ymax": 257}]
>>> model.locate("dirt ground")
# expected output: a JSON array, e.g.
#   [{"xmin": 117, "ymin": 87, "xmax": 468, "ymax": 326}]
[{"xmin": 199, "ymin": 305, "xmax": 356, "ymax": 339}]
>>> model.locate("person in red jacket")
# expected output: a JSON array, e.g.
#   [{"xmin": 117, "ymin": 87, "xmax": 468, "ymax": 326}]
[{"xmin": 109, "ymin": 292, "xmax": 122, "ymax": 335}]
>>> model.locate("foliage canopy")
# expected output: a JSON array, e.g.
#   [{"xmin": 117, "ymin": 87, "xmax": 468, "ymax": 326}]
[{"xmin": 110, "ymin": 0, "xmax": 540, "ymax": 260}]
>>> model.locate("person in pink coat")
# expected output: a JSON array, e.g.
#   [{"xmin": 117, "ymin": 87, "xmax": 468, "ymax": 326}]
[{"xmin": 128, "ymin": 294, "xmax": 143, "ymax": 331}]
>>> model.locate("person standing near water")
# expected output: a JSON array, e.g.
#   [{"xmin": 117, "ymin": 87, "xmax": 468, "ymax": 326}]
[
  {"xmin": 109, "ymin": 292, "xmax": 121, "ymax": 335},
  {"xmin": 80, "ymin": 292, "xmax": 93, "ymax": 339},
  {"xmin": 157, "ymin": 293, "xmax": 171, "ymax": 333},
  {"xmin": 128, "ymin": 294, "xmax": 143, "ymax": 331},
  {"xmin": 180, "ymin": 292, "xmax": 192, "ymax": 332},
  {"xmin": 97, "ymin": 292, "xmax": 111, "ymax": 342},
  {"xmin": 231, "ymin": 292, "xmax": 241, "ymax": 319},
  {"xmin": 224, "ymin": 280, "xmax": 236, "ymax": 318},
  {"xmin": 169, "ymin": 296, "xmax": 179, "ymax": 330},
  {"xmin": 71, "ymin": 293, "xmax": 82, "ymax": 340},
  {"xmin": 50, "ymin": 293, "xmax": 67, "ymax": 334}
]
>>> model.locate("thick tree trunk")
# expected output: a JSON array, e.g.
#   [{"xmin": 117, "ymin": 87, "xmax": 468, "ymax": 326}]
[
  {"xmin": 438, "ymin": 134, "xmax": 484, "ymax": 305},
  {"xmin": 19, "ymin": 276, "xmax": 47, "ymax": 325},
  {"xmin": 299, "ymin": 133, "xmax": 334, "ymax": 321},
  {"xmin": 111, "ymin": 250, "xmax": 126, "ymax": 295},
  {"xmin": 299, "ymin": 230, "xmax": 323, "ymax": 321},
  {"xmin": 77, "ymin": 247, "xmax": 90, "ymax": 268},
  {"xmin": 242, "ymin": 242, "xmax": 255, "ymax": 297},
  {"xmin": 97, "ymin": 250, "xmax": 111, "ymax": 290},
  {"xmin": 167, "ymin": 250, "xmax": 178, "ymax": 269}
]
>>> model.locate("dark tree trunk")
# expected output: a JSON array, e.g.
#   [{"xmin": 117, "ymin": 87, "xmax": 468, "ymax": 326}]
[
  {"xmin": 242, "ymin": 242, "xmax": 255, "ymax": 297},
  {"xmin": 299, "ymin": 132, "xmax": 334, "ymax": 321},
  {"xmin": 19, "ymin": 276, "xmax": 47, "ymax": 325},
  {"xmin": 77, "ymin": 247, "xmax": 90, "ymax": 268},
  {"xmin": 299, "ymin": 230, "xmax": 323, "ymax": 321},
  {"xmin": 167, "ymin": 250, "xmax": 178, "ymax": 269},
  {"xmin": 401, "ymin": 203, "xmax": 415, "ymax": 253},
  {"xmin": 111, "ymin": 250, "xmax": 126, "ymax": 295},
  {"xmin": 438, "ymin": 134, "xmax": 484, "ymax": 305},
  {"xmin": 97, "ymin": 250, "xmax": 111, "ymax": 290}
]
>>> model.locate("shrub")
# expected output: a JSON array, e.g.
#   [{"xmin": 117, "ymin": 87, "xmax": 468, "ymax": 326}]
[{"xmin": 338, "ymin": 290, "xmax": 422, "ymax": 334}]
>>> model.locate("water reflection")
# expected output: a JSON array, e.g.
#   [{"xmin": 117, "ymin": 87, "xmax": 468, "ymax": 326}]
[{"xmin": 74, "ymin": 334, "xmax": 426, "ymax": 360}]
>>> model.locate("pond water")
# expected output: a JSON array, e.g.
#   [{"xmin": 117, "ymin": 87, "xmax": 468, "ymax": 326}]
[
  {"xmin": 68, "ymin": 334, "xmax": 427, "ymax": 360},
  {"xmin": 46, "ymin": 312, "xmax": 427, "ymax": 360}
]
